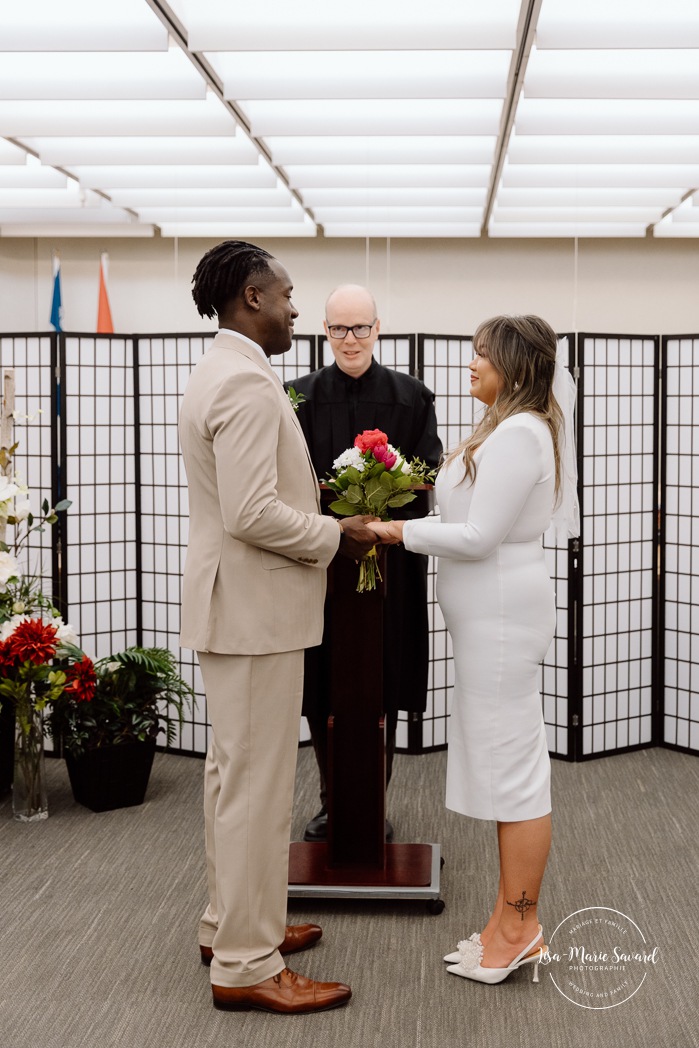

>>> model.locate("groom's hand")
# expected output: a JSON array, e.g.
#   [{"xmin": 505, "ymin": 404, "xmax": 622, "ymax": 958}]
[{"xmin": 338, "ymin": 515, "xmax": 380, "ymax": 559}]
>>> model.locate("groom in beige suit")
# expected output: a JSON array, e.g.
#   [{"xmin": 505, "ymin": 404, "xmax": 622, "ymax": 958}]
[{"xmin": 179, "ymin": 241, "xmax": 375, "ymax": 1014}]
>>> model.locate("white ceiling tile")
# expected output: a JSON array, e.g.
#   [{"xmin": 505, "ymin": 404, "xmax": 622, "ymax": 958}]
[
  {"xmin": 170, "ymin": 0, "xmax": 521, "ymax": 50},
  {"xmin": 2, "ymin": 0, "xmax": 168, "ymax": 50},
  {"xmin": 266, "ymin": 136, "xmax": 497, "ymax": 165},
  {"xmin": 0, "ymin": 50, "xmax": 206, "ymax": 101},
  {"xmin": 242, "ymin": 99, "xmax": 504, "ymax": 137},
  {"xmin": 285, "ymin": 165, "xmax": 492, "ymax": 189},
  {"xmin": 207, "ymin": 50, "xmax": 511, "ymax": 100}
]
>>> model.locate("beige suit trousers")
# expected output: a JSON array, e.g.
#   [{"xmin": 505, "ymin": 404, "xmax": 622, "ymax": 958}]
[{"xmin": 197, "ymin": 649, "xmax": 304, "ymax": 988}]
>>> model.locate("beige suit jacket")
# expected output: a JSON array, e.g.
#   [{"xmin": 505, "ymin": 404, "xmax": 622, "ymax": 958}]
[{"xmin": 179, "ymin": 332, "xmax": 340, "ymax": 655}]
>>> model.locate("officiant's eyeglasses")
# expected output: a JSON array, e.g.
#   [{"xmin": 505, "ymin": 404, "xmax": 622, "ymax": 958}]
[{"xmin": 326, "ymin": 321, "xmax": 376, "ymax": 340}]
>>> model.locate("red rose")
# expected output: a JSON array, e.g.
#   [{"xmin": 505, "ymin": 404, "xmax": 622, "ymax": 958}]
[
  {"xmin": 7, "ymin": 619, "xmax": 58, "ymax": 665},
  {"xmin": 64, "ymin": 654, "xmax": 96, "ymax": 703},
  {"xmin": 354, "ymin": 429, "xmax": 388, "ymax": 454}
]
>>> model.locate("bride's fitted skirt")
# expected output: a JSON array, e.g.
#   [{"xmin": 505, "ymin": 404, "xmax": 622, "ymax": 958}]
[{"xmin": 438, "ymin": 541, "xmax": 556, "ymax": 822}]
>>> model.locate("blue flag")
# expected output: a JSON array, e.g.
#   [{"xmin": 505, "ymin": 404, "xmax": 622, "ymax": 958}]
[{"xmin": 50, "ymin": 254, "xmax": 63, "ymax": 332}]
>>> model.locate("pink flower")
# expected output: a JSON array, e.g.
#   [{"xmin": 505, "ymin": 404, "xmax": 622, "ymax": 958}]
[{"xmin": 372, "ymin": 443, "xmax": 397, "ymax": 470}]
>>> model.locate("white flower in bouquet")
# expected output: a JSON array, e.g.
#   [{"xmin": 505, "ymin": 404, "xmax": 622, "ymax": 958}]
[
  {"xmin": 54, "ymin": 619, "xmax": 78, "ymax": 646},
  {"xmin": 0, "ymin": 476, "xmax": 21, "ymax": 519},
  {"xmin": 0, "ymin": 550, "xmax": 20, "ymax": 590},
  {"xmin": 332, "ymin": 446, "xmax": 366, "ymax": 472},
  {"xmin": 13, "ymin": 497, "xmax": 32, "ymax": 522},
  {"xmin": 0, "ymin": 612, "xmax": 29, "ymax": 640}
]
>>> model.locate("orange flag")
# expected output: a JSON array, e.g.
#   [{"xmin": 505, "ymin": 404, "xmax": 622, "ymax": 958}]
[{"xmin": 97, "ymin": 252, "xmax": 114, "ymax": 333}]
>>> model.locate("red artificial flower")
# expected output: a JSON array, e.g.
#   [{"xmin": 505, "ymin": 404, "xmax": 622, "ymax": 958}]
[
  {"xmin": 0, "ymin": 639, "xmax": 17, "ymax": 675},
  {"xmin": 64, "ymin": 654, "xmax": 96, "ymax": 703},
  {"xmin": 7, "ymin": 619, "xmax": 58, "ymax": 665},
  {"xmin": 354, "ymin": 429, "xmax": 388, "ymax": 454}
]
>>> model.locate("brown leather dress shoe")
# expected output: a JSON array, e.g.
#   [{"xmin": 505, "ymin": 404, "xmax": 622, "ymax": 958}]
[
  {"xmin": 212, "ymin": 967, "xmax": 351, "ymax": 1013},
  {"xmin": 200, "ymin": 923, "xmax": 322, "ymax": 967}
]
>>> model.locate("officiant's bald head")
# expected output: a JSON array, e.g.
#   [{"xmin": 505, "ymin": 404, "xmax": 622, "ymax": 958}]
[{"xmin": 324, "ymin": 284, "xmax": 380, "ymax": 379}]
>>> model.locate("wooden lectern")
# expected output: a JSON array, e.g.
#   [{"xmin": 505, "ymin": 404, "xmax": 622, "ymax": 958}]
[{"xmin": 288, "ymin": 492, "xmax": 443, "ymax": 910}]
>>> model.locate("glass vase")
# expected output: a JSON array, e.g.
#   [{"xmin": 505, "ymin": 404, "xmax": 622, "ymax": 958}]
[{"xmin": 13, "ymin": 704, "xmax": 48, "ymax": 822}]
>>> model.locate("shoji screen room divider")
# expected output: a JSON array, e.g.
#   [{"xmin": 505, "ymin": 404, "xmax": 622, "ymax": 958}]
[{"xmin": 0, "ymin": 329, "xmax": 693, "ymax": 762}]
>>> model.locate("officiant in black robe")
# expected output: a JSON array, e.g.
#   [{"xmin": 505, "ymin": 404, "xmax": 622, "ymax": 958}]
[{"xmin": 286, "ymin": 285, "xmax": 442, "ymax": 841}]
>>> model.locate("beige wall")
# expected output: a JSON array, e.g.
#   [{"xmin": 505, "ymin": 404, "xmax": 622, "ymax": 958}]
[{"xmin": 1, "ymin": 234, "xmax": 698, "ymax": 336}]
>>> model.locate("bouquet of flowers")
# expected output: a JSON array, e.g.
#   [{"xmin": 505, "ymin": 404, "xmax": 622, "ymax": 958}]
[{"xmin": 326, "ymin": 429, "xmax": 436, "ymax": 592}]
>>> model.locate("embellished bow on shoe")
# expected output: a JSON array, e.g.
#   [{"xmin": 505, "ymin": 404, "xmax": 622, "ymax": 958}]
[{"xmin": 443, "ymin": 932, "xmax": 483, "ymax": 967}]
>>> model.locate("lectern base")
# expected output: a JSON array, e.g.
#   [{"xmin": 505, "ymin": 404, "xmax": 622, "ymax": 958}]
[{"xmin": 288, "ymin": 842, "xmax": 443, "ymax": 909}]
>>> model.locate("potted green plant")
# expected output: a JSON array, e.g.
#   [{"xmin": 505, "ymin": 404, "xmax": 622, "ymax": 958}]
[{"xmin": 50, "ymin": 646, "xmax": 195, "ymax": 813}]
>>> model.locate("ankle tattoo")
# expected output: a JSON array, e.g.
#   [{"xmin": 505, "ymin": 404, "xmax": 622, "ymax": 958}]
[{"xmin": 506, "ymin": 890, "xmax": 536, "ymax": 920}]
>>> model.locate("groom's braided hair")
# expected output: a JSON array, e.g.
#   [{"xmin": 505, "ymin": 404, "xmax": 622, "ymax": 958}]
[{"xmin": 191, "ymin": 240, "xmax": 275, "ymax": 320}]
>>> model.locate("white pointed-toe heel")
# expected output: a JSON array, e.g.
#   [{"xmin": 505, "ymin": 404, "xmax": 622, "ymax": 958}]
[
  {"xmin": 443, "ymin": 932, "xmax": 482, "ymax": 965},
  {"xmin": 446, "ymin": 926, "xmax": 546, "ymax": 985}
]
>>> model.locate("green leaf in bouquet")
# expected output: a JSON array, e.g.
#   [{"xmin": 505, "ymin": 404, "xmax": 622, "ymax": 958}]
[
  {"xmin": 345, "ymin": 466, "xmax": 364, "ymax": 485},
  {"xmin": 364, "ymin": 461, "xmax": 385, "ymax": 478},
  {"xmin": 392, "ymin": 475, "xmax": 414, "ymax": 489},
  {"xmin": 54, "ymin": 499, "xmax": 72, "ymax": 512},
  {"xmin": 365, "ymin": 475, "xmax": 387, "ymax": 501},
  {"xmin": 387, "ymin": 492, "xmax": 417, "ymax": 508},
  {"xmin": 344, "ymin": 484, "xmax": 364, "ymax": 505},
  {"xmin": 329, "ymin": 499, "xmax": 359, "ymax": 516}
]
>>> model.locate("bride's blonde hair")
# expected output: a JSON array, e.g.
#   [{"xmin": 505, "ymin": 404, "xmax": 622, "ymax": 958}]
[{"xmin": 446, "ymin": 315, "xmax": 563, "ymax": 497}]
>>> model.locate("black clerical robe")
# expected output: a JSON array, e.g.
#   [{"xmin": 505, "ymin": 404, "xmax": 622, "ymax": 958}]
[{"xmin": 286, "ymin": 359, "xmax": 443, "ymax": 717}]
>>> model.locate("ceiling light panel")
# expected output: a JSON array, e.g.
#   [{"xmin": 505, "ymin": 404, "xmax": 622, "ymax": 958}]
[
  {"xmin": 322, "ymin": 223, "xmax": 482, "ymax": 237},
  {"xmin": 285, "ymin": 165, "xmax": 492, "ymax": 189},
  {"xmin": 170, "ymin": 0, "xmax": 521, "ymax": 49},
  {"xmin": 265, "ymin": 136, "xmax": 497, "ymax": 166},
  {"xmin": 5, "ymin": 1, "xmax": 699, "ymax": 238},
  {"xmin": 2, "ymin": 0, "xmax": 168, "ymax": 50},
  {"xmin": 178, "ymin": 0, "xmax": 518, "ymax": 237},
  {"xmin": 490, "ymin": 0, "xmax": 699, "ymax": 238},
  {"xmin": 22, "ymin": 136, "xmax": 260, "ymax": 167},
  {"xmin": 70, "ymin": 164, "xmax": 279, "ymax": 190},
  {"xmin": 0, "ymin": 51, "xmax": 206, "ymax": 101},
  {"xmin": 0, "ymin": 2, "xmax": 312, "ymax": 236},
  {"xmin": 158, "ymin": 218, "xmax": 317, "ymax": 238},
  {"xmin": 208, "ymin": 51, "xmax": 511, "ymax": 100},
  {"xmin": 535, "ymin": 0, "xmax": 699, "ymax": 49},
  {"xmin": 0, "ymin": 98, "xmax": 236, "ymax": 138},
  {"xmin": 300, "ymin": 188, "xmax": 488, "ymax": 207},
  {"xmin": 525, "ymin": 49, "xmax": 699, "ymax": 99}
]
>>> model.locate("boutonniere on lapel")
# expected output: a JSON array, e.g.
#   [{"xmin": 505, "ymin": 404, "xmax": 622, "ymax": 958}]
[{"xmin": 287, "ymin": 387, "xmax": 306, "ymax": 413}]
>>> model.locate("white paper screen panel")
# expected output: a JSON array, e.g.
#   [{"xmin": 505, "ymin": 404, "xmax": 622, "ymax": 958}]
[
  {"xmin": 0, "ymin": 335, "xmax": 55, "ymax": 602},
  {"xmin": 663, "ymin": 337, "xmax": 699, "ymax": 753},
  {"xmin": 579, "ymin": 335, "xmax": 657, "ymax": 755},
  {"xmin": 63, "ymin": 335, "xmax": 138, "ymax": 659}
]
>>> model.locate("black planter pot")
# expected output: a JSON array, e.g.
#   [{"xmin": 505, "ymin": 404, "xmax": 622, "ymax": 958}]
[
  {"xmin": 65, "ymin": 739, "xmax": 156, "ymax": 813},
  {"xmin": 0, "ymin": 699, "xmax": 15, "ymax": 795}
]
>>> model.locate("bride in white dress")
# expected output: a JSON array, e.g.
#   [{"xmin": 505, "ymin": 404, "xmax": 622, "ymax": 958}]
[{"xmin": 369, "ymin": 315, "xmax": 578, "ymax": 985}]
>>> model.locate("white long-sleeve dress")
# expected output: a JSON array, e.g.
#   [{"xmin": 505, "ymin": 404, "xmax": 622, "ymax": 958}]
[{"xmin": 403, "ymin": 412, "xmax": 556, "ymax": 822}]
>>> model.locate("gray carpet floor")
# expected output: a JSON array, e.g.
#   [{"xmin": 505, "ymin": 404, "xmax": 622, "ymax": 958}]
[{"xmin": 0, "ymin": 745, "xmax": 697, "ymax": 1048}]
